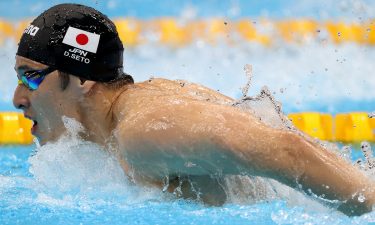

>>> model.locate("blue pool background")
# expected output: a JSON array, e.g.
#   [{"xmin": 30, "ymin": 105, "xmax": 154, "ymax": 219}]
[
  {"xmin": 1, "ymin": 0, "xmax": 375, "ymax": 224},
  {"xmin": 1, "ymin": 0, "xmax": 374, "ymax": 20}
]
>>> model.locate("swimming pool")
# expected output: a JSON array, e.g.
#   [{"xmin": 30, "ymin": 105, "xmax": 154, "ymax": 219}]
[{"xmin": 1, "ymin": 0, "xmax": 375, "ymax": 224}]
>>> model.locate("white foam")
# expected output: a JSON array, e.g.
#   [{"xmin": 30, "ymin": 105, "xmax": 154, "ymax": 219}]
[
  {"xmin": 27, "ymin": 117, "xmax": 162, "ymax": 207},
  {"xmin": 29, "ymin": 119, "xmax": 124, "ymax": 193}
]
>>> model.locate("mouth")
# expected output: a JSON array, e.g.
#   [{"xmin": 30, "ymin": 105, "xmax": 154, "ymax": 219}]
[
  {"xmin": 24, "ymin": 115, "xmax": 38, "ymax": 134},
  {"xmin": 31, "ymin": 120, "xmax": 38, "ymax": 134}
]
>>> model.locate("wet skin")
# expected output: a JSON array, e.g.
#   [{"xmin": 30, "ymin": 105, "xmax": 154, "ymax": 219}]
[{"xmin": 13, "ymin": 56, "xmax": 375, "ymax": 215}]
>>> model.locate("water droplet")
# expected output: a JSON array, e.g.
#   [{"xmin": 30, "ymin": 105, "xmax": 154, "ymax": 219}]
[
  {"xmin": 358, "ymin": 193, "xmax": 366, "ymax": 203},
  {"xmin": 341, "ymin": 145, "xmax": 352, "ymax": 161}
]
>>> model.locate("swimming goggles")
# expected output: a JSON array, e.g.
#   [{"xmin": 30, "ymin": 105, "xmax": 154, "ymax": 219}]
[{"xmin": 17, "ymin": 67, "xmax": 56, "ymax": 91}]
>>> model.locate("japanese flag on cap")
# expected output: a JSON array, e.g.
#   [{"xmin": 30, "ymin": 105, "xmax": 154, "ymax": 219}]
[{"xmin": 62, "ymin": 26, "xmax": 100, "ymax": 53}]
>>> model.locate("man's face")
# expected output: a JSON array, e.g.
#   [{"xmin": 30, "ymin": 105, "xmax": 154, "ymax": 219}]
[{"xmin": 13, "ymin": 56, "xmax": 81, "ymax": 145}]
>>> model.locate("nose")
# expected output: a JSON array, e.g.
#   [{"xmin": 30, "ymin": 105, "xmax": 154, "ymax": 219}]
[{"xmin": 13, "ymin": 84, "xmax": 30, "ymax": 110}]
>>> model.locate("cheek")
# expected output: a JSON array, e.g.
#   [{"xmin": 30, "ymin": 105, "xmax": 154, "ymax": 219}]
[{"xmin": 31, "ymin": 91, "xmax": 62, "ymax": 115}]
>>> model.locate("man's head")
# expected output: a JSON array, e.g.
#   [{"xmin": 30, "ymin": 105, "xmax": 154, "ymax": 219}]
[{"xmin": 13, "ymin": 3, "xmax": 133, "ymax": 144}]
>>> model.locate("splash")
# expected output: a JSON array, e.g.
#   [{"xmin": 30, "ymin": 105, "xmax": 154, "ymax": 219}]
[
  {"xmin": 355, "ymin": 142, "xmax": 375, "ymax": 175},
  {"xmin": 234, "ymin": 86, "xmax": 293, "ymax": 129},
  {"xmin": 233, "ymin": 63, "xmax": 293, "ymax": 129},
  {"xmin": 29, "ymin": 117, "xmax": 127, "ymax": 193},
  {"xmin": 28, "ymin": 116, "xmax": 161, "ymax": 207},
  {"xmin": 241, "ymin": 64, "xmax": 253, "ymax": 98}
]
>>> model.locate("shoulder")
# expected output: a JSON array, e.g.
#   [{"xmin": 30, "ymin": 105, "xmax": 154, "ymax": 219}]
[
  {"xmin": 133, "ymin": 78, "xmax": 234, "ymax": 103},
  {"xmin": 112, "ymin": 77, "xmax": 244, "ymax": 144},
  {"xmin": 115, "ymin": 92, "xmax": 259, "ymax": 145},
  {"xmin": 115, "ymin": 77, "xmax": 235, "ymax": 118}
]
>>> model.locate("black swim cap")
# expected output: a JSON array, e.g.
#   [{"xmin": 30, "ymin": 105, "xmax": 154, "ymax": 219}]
[{"xmin": 17, "ymin": 3, "xmax": 128, "ymax": 82}]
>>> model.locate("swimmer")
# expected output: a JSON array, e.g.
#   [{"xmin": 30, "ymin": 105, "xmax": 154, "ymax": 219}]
[{"xmin": 13, "ymin": 3, "xmax": 374, "ymax": 216}]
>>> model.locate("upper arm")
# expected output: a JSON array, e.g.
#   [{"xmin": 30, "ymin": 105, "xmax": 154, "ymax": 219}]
[{"xmin": 116, "ymin": 99, "xmax": 278, "ymax": 179}]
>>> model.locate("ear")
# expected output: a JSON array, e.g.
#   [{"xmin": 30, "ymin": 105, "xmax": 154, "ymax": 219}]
[{"xmin": 80, "ymin": 80, "xmax": 96, "ymax": 94}]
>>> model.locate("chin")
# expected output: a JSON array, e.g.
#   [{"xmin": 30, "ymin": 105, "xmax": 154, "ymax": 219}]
[
  {"xmin": 33, "ymin": 130, "xmax": 49, "ymax": 146},
  {"xmin": 33, "ymin": 123, "xmax": 67, "ymax": 145}
]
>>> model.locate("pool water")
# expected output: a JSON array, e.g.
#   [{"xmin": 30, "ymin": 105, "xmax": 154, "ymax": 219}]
[{"xmin": 0, "ymin": 126, "xmax": 374, "ymax": 225}]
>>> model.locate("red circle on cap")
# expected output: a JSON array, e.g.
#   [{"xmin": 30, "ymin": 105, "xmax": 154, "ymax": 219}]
[{"xmin": 76, "ymin": 34, "xmax": 89, "ymax": 45}]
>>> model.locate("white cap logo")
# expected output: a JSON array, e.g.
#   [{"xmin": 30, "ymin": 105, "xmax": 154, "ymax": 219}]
[
  {"xmin": 62, "ymin": 26, "xmax": 100, "ymax": 53},
  {"xmin": 24, "ymin": 24, "xmax": 39, "ymax": 36}
]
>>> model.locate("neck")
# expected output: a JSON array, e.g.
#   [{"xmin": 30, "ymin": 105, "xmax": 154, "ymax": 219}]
[{"xmin": 79, "ymin": 84, "xmax": 129, "ymax": 146}]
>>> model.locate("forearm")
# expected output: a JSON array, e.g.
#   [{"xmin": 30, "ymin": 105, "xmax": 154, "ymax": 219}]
[
  {"xmin": 290, "ymin": 133, "xmax": 374, "ymax": 215},
  {"xmin": 237, "ymin": 129, "xmax": 375, "ymax": 215}
]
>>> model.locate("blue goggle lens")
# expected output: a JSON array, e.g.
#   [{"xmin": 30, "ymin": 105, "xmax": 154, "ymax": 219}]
[
  {"xmin": 18, "ymin": 67, "xmax": 55, "ymax": 91},
  {"xmin": 23, "ymin": 73, "xmax": 45, "ymax": 90}
]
